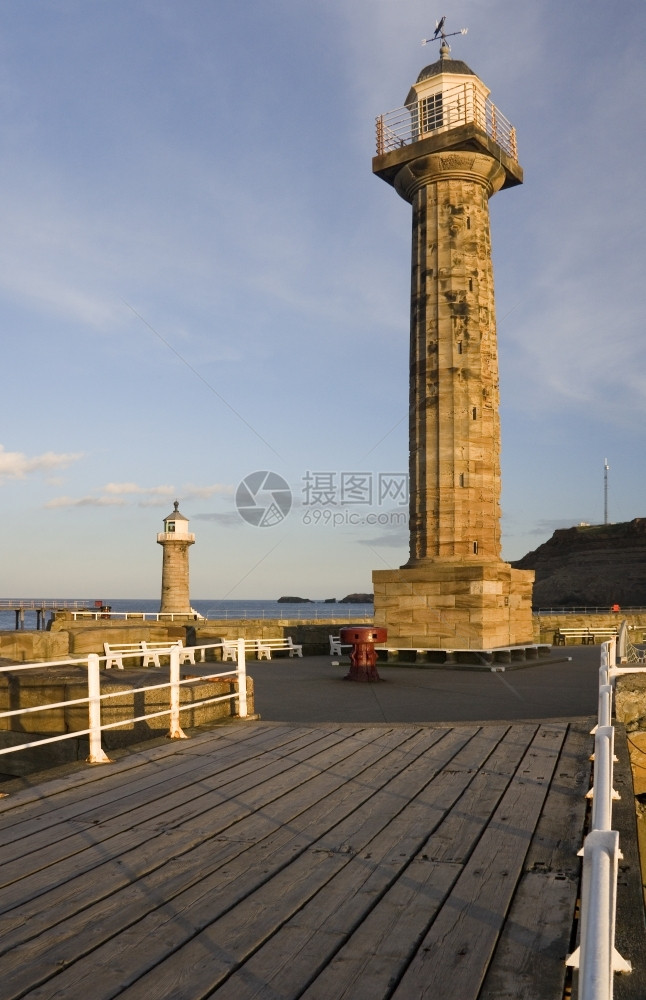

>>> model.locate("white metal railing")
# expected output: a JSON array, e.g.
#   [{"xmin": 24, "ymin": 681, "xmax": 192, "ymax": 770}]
[
  {"xmin": 0, "ymin": 639, "xmax": 248, "ymax": 765},
  {"xmin": 0, "ymin": 599, "xmax": 94, "ymax": 610},
  {"xmin": 65, "ymin": 607, "xmax": 373, "ymax": 622},
  {"xmin": 375, "ymin": 81, "xmax": 518, "ymax": 161},
  {"xmin": 537, "ymin": 607, "xmax": 646, "ymax": 615},
  {"xmin": 566, "ymin": 637, "xmax": 636, "ymax": 997},
  {"xmin": 69, "ymin": 611, "xmax": 202, "ymax": 621}
]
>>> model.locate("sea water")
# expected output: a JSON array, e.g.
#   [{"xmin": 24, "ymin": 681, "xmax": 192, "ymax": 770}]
[{"xmin": 0, "ymin": 598, "xmax": 374, "ymax": 630}]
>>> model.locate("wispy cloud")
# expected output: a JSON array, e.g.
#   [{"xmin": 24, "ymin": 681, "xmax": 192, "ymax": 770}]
[
  {"xmin": 191, "ymin": 511, "xmax": 244, "ymax": 527},
  {"xmin": 45, "ymin": 480, "xmax": 235, "ymax": 510},
  {"xmin": 0, "ymin": 445, "xmax": 82, "ymax": 481},
  {"xmin": 182, "ymin": 483, "xmax": 235, "ymax": 500},
  {"xmin": 103, "ymin": 482, "xmax": 175, "ymax": 496},
  {"xmin": 45, "ymin": 495, "xmax": 126, "ymax": 509}
]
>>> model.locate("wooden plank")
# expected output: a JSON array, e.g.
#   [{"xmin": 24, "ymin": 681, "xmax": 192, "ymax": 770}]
[
  {"xmin": 0, "ymin": 718, "xmax": 621, "ymax": 1000},
  {"xmin": 124, "ymin": 725, "xmax": 530, "ymax": 1000},
  {"xmin": 0, "ymin": 726, "xmax": 445, "ymax": 998},
  {"xmin": 0, "ymin": 725, "xmax": 340, "ymax": 847},
  {"xmin": 104, "ymin": 727, "xmax": 485, "ymax": 1000},
  {"xmin": 0, "ymin": 726, "xmax": 410, "ymax": 918},
  {"xmin": 0, "ymin": 724, "xmax": 304, "ymax": 854},
  {"xmin": 0, "ymin": 723, "xmax": 297, "ymax": 820},
  {"xmin": 5, "ymin": 727, "xmax": 461, "ymax": 999},
  {"xmin": 417, "ymin": 723, "xmax": 540, "ymax": 865},
  {"xmin": 0, "ymin": 726, "xmax": 372, "ymax": 887},
  {"xmin": 479, "ymin": 720, "xmax": 592, "ymax": 1000},
  {"xmin": 212, "ymin": 725, "xmax": 523, "ymax": 1000},
  {"xmin": 390, "ymin": 724, "xmax": 568, "ymax": 1000},
  {"xmin": 293, "ymin": 725, "xmax": 542, "ymax": 1000}
]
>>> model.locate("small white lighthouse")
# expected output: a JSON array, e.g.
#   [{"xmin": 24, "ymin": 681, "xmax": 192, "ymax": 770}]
[{"xmin": 157, "ymin": 500, "xmax": 195, "ymax": 614}]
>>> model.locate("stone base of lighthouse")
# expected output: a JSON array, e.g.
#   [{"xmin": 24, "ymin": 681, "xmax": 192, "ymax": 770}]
[{"xmin": 373, "ymin": 561, "xmax": 534, "ymax": 650}]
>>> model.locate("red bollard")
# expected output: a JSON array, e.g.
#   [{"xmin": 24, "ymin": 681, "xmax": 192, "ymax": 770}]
[{"xmin": 339, "ymin": 626, "xmax": 387, "ymax": 682}]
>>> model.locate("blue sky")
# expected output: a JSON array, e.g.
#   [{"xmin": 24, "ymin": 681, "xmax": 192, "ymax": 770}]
[{"xmin": 0, "ymin": 0, "xmax": 643, "ymax": 600}]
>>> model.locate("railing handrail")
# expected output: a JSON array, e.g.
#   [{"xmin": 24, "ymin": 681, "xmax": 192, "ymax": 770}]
[
  {"xmin": 536, "ymin": 607, "xmax": 646, "ymax": 616},
  {"xmin": 63, "ymin": 609, "xmax": 373, "ymax": 622},
  {"xmin": 0, "ymin": 640, "xmax": 247, "ymax": 763},
  {"xmin": 0, "ymin": 599, "xmax": 95, "ymax": 610},
  {"xmin": 567, "ymin": 636, "xmax": 636, "ymax": 996},
  {"xmin": 70, "ymin": 611, "xmax": 202, "ymax": 621},
  {"xmin": 375, "ymin": 80, "xmax": 518, "ymax": 162}
]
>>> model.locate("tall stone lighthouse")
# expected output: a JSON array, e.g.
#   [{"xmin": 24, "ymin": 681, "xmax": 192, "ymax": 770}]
[
  {"xmin": 372, "ymin": 35, "xmax": 534, "ymax": 650},
  {"xmin": 157, "ymin": 500, "xmax": 195, "ymax": 615}
]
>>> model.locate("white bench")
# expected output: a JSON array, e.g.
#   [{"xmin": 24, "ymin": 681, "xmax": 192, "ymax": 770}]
[
  {"xmin": 554, "ymin": 627, "xmax": 617, "ymax": 646},
  {"xmin": 103, "ymin": 642, "xmax": 142, "ymax": 669},
  {"xmin": 329, "ymin": 635, "xmax": 352, "ymax": 656},
  {"xmin": 104, "ymin": 639, "xmax": 196, "ymax": 669},
  {"xmin": 222, "ymin": 639, "xmax": 258, "ymax": 662},
  {"xmin": 222, "ymin": 638, "xmax": 303, "ymax": 661},
  {"xmin": 141, "ymin": 640, "xmax": 196, "ymax": 667},
  {"xmin": 256, "ymin": 638, "xmax": 302, "ymax": 660}
]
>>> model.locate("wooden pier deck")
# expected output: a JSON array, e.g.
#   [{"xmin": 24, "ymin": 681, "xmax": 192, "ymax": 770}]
[{"xmin": 0, "ymin": 718, "xmax": 641, "ymax": 999}]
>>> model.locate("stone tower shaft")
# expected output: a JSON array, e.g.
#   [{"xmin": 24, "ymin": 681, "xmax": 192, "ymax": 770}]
[{"xmin": 398, "ymin": 152, "xmax": 506, "ymax": 564}]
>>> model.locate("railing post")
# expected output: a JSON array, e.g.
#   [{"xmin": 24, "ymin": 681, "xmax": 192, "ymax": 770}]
[
  {"xmin": 87, "ymin": 653, "xmax": 111, "ymax": 764},
  {"xmin": 376, "ymin": 115, "xmax": 384, "ymax": 156},
  {"xmin": 599, "ymin": 685, "xmax": 613, "ymax": 729},
  {"xmin": 237, "ymin": 638, "xmax": 248, "ymax": 718},
  {"xmin": 592, "ymin": 682, "xmax": 613, "ymax": 734},
  {"xmin": 168, "ymin": 644, "xmax": 188, "ymax": 740},
  {"xmin": 587, "ymin": 726, "xmax": 619, "ymax": 832},
  {"xmin": 600, "ymin": 640, "xmax": 613, "ymax": 686},
  {"xmin": 567, "ymin": 830, "xmax": 632, "ymax": 993}
]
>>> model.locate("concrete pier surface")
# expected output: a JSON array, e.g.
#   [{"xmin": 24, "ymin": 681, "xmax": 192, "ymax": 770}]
[{"xmin": 245, "ymin": 645, "xmax": 600, "ymax": 725}]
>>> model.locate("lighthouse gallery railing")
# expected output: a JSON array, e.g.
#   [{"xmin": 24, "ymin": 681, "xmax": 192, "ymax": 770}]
[{"xmin": 376, "ymin": 80, "xmax": 518, "ymax": 162}]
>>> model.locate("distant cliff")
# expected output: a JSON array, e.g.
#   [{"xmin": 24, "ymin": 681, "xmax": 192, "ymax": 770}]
[{"xmin": 512, "ymin": 519, "xmax": 646, "ymax": 607}]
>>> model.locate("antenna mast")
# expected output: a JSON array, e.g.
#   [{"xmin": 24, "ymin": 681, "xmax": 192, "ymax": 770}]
[{"xmin": 604, "ymin": 458, "xmax": 610, "ymax": 524}]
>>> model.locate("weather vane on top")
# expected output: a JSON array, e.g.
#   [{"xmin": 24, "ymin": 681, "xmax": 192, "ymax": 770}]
[{"xmin": 422, "ymin": 16, "xmax": 468, "ymax": 53}]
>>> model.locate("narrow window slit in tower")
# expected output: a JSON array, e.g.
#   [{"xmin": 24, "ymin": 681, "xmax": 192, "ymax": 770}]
[
  {"xmin": 469, "ymin": 278, "xmax": 473, "ymax": 291},
  {"xmin": 472, "ymin": 407, "xmax": 477, "ymax": 420},
  {"xmin": 459, "ymin": 473, "xmax": 465, "ymax": 487},
  {"xmin": 457, "ymin": 341, "xmax": 463, "ymax": 354},
  {"xmin": 473, "ymin": 541, "xmax": 478, "ymax": 554},
  {"xmin": 466, "ymin": 216, "xmax": 471, "ymax": 230}
]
